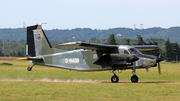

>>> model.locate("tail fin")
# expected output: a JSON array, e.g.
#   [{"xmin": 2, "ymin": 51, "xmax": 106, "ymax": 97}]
[{"xmin": 27, "ymin": 25, "xmax": 53, "ymax": 57}]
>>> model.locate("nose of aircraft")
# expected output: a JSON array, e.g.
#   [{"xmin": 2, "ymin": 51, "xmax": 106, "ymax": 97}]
[
  {"xmin": 156, "ymin": 57, "xmax": 163, "ymax": 63},
  {"xmin": 132, "ymin": 55, "xmax": 139, "ymax": 61}
]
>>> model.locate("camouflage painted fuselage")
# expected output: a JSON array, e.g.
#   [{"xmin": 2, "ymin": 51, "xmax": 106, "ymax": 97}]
[
  {"xmin": 32, "ymin": 49, "xmax": 157, "ymax": 71},
  {"xmin": 27, "ymin": 25, "xmax": 158, "ymax": 72}
]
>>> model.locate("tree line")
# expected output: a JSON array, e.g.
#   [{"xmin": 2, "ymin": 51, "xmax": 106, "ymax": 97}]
[
  {"xmin": 0, "ymin": 34, "xmax": 179, "ymax": 62},
  {"xmin": 1, "ymin": 27, "xmax": 180, "ymax": 43}
]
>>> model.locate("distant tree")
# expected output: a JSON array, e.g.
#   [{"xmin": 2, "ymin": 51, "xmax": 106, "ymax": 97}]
[
  {"xmin": 124, "ymin": 38, "xmax": 130, "ymax": 45},
  {"xmin": 13, "ymin": 51, "xmax": 16, "ymax": 56},
  {"xmin": 136, "ymin": 34, "xmax": 146, "ymax": 45},
  {"xmin": 0, "ymin": 50, "xmax": 2, "ymax": 56},
  {"xmin": 107, "ymin": 33, "xmax": 117, "ymax": 45},
  {"xmin": 172, "ymin": 42, "xmax": 180, "ymax": 55},
  {"xmin": 90, "ymin": 37, "xmax": 97, "ymax": 43},
  {"xmin": 165, "ymin": 38, "xmax": 173, "ymax": 61},
  {"xmin": 171, "ymin": 42, "xmax": 180, "ymax": 60},
  {"xmin": 146, "ymin": 39, "xmax": 158, "ymax": 45}
]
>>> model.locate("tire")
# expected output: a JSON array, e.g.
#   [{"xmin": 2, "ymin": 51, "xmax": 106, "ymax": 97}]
[
  {"xmin": 27, "ymin": 67, "xmax": 32, "ymax": 71},
  {"xmin": 131, "ymin": 75, "xmax": 139, "ymax": 83},
  {"xmin": 111, "ymin": 75, "xmax": 119, "ymax": 83}
]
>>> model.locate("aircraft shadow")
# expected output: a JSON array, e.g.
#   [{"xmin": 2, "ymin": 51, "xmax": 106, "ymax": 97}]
[{"xmin": 102, "ymin": 81, "xmax": 173, "ymax": 84}]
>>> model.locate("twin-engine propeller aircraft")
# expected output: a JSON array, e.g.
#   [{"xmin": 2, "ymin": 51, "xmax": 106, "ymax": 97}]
[{"xmin": 18, "ymin": 24, "xmax": 162, "ymax": 83}]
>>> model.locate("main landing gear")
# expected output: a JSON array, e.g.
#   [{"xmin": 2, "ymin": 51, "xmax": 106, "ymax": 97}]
[
  {"xmin": 110, "ymin": 70, "xmax": 139, "ymax": 83},
  {"xmin": 27, "ymin": 64, "xmax": 35, "ymax": 71},
  {"xmin": 111, "ymin": 61, "xmax": 139, "ymax": 83},
  {"xmin": 111, "ymin": 70, "xmax": 119, "ymax": 83}
]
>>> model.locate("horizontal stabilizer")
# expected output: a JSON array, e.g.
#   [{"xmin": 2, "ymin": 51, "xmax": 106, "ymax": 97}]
[{"xmin": 17, "ymin": 57, "xmax": 43, "ymax": 62}]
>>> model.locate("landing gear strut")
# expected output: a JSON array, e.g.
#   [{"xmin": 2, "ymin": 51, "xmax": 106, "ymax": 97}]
[
  {"xmin": 27, "ymin": 64, "xmax": 35, "ymax": 71},
  {"xmin": 111, "ymin": 70, "xmax": 119, "ymax": 83},
  {"xmin": 131, "ymin": 62, "xmax": 139, "ymax": 83}
]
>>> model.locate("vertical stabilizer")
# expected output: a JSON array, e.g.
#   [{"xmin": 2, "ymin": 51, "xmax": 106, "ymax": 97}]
[{"xmin": 27, "ymin": 25, "xmax": 53, "ymax": 57}]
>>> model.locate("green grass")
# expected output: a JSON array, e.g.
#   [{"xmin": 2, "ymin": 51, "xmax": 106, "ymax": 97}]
[{"xmin": 0, "ymin": 60, "xmax": 180, "ymax": 100}]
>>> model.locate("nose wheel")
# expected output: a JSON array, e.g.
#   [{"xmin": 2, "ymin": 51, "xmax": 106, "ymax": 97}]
[
  {"xmin": 131, "ymin": 75, "xmax": 139, "ymax": 83},
  {"xmin": 131, "ymin": 62, "xmax": 139, "ymax": 83}
]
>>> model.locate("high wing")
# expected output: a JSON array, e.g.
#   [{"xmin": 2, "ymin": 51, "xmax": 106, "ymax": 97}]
[
  {"xmin": 59, "ymin": 42, "xmax": 119, "ymax": 52},
  {"xmin": 59, "ymin": 42, "xmax": 158, "ymax": 51},
  {"xmin": 133, "ymin": 45, "xmax": 158, "ymax": 51}
]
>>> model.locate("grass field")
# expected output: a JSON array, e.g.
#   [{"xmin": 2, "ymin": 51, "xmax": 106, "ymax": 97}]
[{"xmin": 0, "ymin": 60, "xmax": 180, "ymax": 100}]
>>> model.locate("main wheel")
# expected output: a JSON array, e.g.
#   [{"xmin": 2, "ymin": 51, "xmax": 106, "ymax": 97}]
[
  {"xmin": 131, "ymin": 75, "xmax": 139, "ymax": 83},
  {"xmin": 27, "ymin": 67, "xmax": 32, "ymax": 71},
  {"xmin": 111, "ymin": 75, "xmax": 119, "ymax": 83}
]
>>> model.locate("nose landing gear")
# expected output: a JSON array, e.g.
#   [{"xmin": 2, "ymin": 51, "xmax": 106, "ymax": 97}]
[
  {"xmin": 131, "ymin": 62, "xmax": 139, "ymax": 83},
  {"xmin": 131, "ymin": 75, "xmax": 139, "ymax": 83}
]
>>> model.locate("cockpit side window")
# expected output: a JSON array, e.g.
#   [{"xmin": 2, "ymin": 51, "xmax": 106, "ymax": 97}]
[
  {"xmin": 124, "ymin": 50, "xmax": 129, "ymax": 54},
  {"xmin": 128, "ymin": 48, "xmax": 142, "ymax": 55}
]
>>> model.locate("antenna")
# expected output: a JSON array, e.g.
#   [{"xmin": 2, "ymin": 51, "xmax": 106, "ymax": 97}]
[{"xmin": 41, "ymin": 23, "xmax": 47, "ymax": 26}]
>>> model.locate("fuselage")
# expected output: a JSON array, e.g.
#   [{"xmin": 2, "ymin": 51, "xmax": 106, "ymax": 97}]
[{"xmin": 32, "ymin": 45, "xmax": 157, "ymax": 71}]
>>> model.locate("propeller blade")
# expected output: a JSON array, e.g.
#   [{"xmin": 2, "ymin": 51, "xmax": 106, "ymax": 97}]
[
  {"xmin": 158, "ymin": 63, "xmax": 161, "ymax": 75},
  {"xmin": 156, "ymin": 56, "xmax": 162, "ymax": 75},
  {"xmin": 158, "ymin": 53, "xmax": 161, "ymax": 58}
]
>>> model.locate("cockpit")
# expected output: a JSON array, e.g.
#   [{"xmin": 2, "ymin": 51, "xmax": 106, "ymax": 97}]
[
  {"xmin": 128, "ymin": 48, "xmax": 142, "ymax": 55},
  {"xmin": 119, "ymin": 46, "xmax": 143, "ymax": 55},
  {"xmin": 118, "ymin": 45, "xmax": 154, "ymax": 59}
]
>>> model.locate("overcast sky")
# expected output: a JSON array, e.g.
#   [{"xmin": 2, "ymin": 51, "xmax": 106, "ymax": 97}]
[{"xmin": 0, "ymin": 0, "xmax": 180, "ymax": 29}]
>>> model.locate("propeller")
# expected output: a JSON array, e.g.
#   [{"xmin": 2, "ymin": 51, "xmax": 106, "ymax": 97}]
[
  {"xmin": 158, "ymin": 62, "xmax": 161, "ymax": 75},
  {"xmin": 157, "ymin": 53, "xmax": 162, "ymax": 75}
]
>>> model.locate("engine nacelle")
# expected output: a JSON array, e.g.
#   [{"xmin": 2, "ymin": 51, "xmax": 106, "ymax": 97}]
[{"xmin": 93, "ymin": 54, "xmax": 139, "ymax": 66}]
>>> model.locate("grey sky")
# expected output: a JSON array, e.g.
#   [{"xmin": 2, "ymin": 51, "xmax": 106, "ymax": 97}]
[{"xmin": 0, "ymin": 0, "xmax": 180, "ymax": 29}]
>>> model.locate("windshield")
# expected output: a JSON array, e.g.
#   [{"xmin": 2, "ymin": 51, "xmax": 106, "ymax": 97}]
[{"xmin": 128, "ymin": 48, "xmax": 142, "ymax": 55}]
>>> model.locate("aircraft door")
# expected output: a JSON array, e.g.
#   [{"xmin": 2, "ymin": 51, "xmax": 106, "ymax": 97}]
[{"xmin": 119, "ymin": 49, "xmax": 124, "ymax": 54}]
